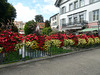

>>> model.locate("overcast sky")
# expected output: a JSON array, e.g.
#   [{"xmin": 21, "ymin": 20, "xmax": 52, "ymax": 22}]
[{"xmin": 8, "ymin": 0, "xmax": 59, "ymax": 22}]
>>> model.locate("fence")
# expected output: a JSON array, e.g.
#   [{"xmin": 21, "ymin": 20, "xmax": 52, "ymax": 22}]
[{"xmin": 0, "ymin": 43, "xmax": 72, "ymax": 64}]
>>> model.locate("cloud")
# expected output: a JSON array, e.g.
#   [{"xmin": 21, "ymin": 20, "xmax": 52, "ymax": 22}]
[
  {"xmin": 41, "ymin": 5, "xmax": 59, "ymax": 15},
  {"xmin": 44, "ymin": 0, "xmax": 56, "ymax": 4},
  {"xmin": 33, "ymin": 0, "xmax": 36, "ymax": 3},
  {"xmin": 14, "ymin": 3, "xmax": 37, "ymax": 22}
]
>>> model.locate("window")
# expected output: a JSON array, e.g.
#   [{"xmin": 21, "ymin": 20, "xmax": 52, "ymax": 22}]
[
  {"xmin": 74, "ymin": 17, "xmax": 78, "ymax": 23},
  {"xmin": 74, "ymin": 1, "xmax": 78, "ymax": 9},
  {"xmin": 80, "ymin": 0, "xmax": 84, "ymax": 7},
  {"xmin": 69, "ymin": 3, "xmax": 73, "ymax": 11},
  {"xmin": 61, "ymin": 6, "xmax": 66, "ymax": 14},
  {"xmin": 52, "ymin": 16, "xmax": 56, "ymax": 21},
  {"xmin": 93, "ymin": 10, "xmax": 99, "ymax": 21},
  {"xmin": 79, "ymin": 14, "xmax": 84, "ymax": 23},
  {"xmin": 62, "ymin": 18, "xmax": 66, "ymax": 26},
  {"xmin": 69, "ymin": 17, "xmax": 72, "ymax": 24}
]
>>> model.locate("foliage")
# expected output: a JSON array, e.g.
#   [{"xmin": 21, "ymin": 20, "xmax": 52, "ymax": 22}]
[
  {"xmin": 25, "ymin": 41, "xmax": 39, "ymax": 50},
  {"xmin": 0, "ymin": 22, "xmax": 18, "ymax": 32},
  {"xmin": 45, "ymin": 20, "xmax": 50, "ymax": 27},
  {"xmin": 45, "ymin": 33, "xmax": 68, "ymax": 47},
  {"xmin": 42, "ymin": 27, "xmax": 52, "ymax": 35},
  {"xmin": 12, "ymin": 25, "xmax": 18, "ymax": 32},
  {"xmin": 48, "ymin": 46, "xmax": 72, "ymax": 55},
  {"xmin": 77, "ymin": 38, "xmax": 87, "ymax": 47},
  {"xmin": 94, "ymin": 37, "xmax": 100, "ymax": 44},
  {"xmin": 35, "ymin": 15, "xmax": 44, "ymax": 22},
  {"xmin": 0, "ymin": 0, "xmax": 16, "ymax": 27},
  {"xmin": 49, "ymin": 29, "xmax": 59, "ymax": 36},
  {"xmin": 0, "ymin": 30, "xmax": 23, "ymax": 53},
  {"xmin": 24, "ymin": 20, "xmax": 37, "ymax": 35},
  {"xmin": 14, "ymin": 43, "xmax": 23, "ymax": 51},
  {"xmin": 44, "ymin": 39, "xmax": 61, "ymax": 50},
  {"xmin": 24, "ymin": 33, "xmax": 45, "ymax": 50},
  {"xmin": 64, "ymin": 39, "xmax": 75, "ymax": 47},
  {"xmin": 4, "ymin": 51, "xmax": 22, "ymax": 63},
  {"xmin": 0, "ymin": 47, "xmax": 3, "ymax": 53},
  {"xmin": 87, "ymin": 38, "xmax": 94, "ymax": 45}
]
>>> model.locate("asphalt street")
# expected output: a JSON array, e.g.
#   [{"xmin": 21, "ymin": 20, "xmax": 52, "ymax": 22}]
[{"xmin": 0, "ymin": 48, "xmax": 100, "ymax": 75}]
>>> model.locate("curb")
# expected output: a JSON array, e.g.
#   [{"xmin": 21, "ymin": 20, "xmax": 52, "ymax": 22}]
[{"xmin": 0, "ymin": 47, "xmax": 99, "ymax": 69}]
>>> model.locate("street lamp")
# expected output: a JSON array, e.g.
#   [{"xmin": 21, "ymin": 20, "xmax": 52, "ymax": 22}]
[{"xmin": 97, "ymin": 21, "xmax": 100, "ymax": 36}]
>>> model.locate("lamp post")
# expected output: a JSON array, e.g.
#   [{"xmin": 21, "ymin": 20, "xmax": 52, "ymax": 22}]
[{"xmin": 97, "ymin": 21, "xmax": 100, "ymax": 36}]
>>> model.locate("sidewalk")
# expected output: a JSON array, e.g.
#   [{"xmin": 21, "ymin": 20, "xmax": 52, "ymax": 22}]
[{"xmin": 0, "ymin": 48, "xmax": 100, "ymax": 75}]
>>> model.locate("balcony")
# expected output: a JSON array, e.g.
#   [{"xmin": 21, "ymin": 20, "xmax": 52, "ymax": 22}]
[{"xmin": 62, "ymin": 20, "xmax": 88, "ymax": 30}]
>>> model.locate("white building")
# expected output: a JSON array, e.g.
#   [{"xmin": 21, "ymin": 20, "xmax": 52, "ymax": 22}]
[
  {"xmin": 50, "ymin": 13, "xmax": 59, "ymax": 30},
  {"xmin": 55, "ymin": 0, "xmax": 100, "ymax": 31},
  {"xmin": 14, "ymin": 21, "xmax": 25, "ymax": 29}
]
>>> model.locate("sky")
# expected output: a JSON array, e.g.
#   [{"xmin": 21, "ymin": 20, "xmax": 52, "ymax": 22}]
[{"xmin": 8, "ymin": 0, "xmax": 59, "ymax": 23}]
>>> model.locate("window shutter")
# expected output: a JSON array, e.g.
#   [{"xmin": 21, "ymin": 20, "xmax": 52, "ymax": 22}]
[{"xmin": 89, "ymin": 11, "xmax": 92, "ymax": 22}]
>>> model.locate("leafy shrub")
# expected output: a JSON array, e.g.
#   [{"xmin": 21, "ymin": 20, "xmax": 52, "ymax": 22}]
[
  {"xmin": 42, "ymin": 27, "xmax": 52, "ymax": 35},
  {"xmin": 0, "ymin": 30, "xmax": 23, "ymax": 53},
  {"xmin": 77, "ymin": 38, "xmax": 87, "ymax": 47},
  {"xmin": 24, "ymin": 20, "xmax": 37, "ymax": 35},
  {"xmin": 15, "ymin": 43, "xmax": 23, "ymax": 51},
  {"xmin": 94, "ymin": 37, "xmax": 100, "ymax": 44},
  {"xmin": 63, "ymin": 39, "xmax": 75, "ymax": 47},
  {"xmin": 44, "ymin": 39, "xmax": 61, "ymax": 50},
  {"xmin": 25, "ymin": 41, "xmax": 39, "ymax": 50},
  {"xmin": 24, "ymin": 34, "xmax": 45, "ymax": 50},
  {"xmin": 87, "ymin": 38, "xmax": 94, "ymax": 45}
]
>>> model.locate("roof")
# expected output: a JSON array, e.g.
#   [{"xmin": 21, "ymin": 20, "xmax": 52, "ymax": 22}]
[
  {"xmin": 50, "ymin": 13, "xmax": 59, "ymax": 19},
  {"xmin": 79, "ymin": 28, "xmax": 99, "ymax": 32},
  {"xmin": 38, "ymin": 22, "xmax": 45, "ymax": 29}
]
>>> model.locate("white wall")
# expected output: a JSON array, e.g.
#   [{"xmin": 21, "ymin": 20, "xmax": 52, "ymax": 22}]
[
  {"xmin": 50, "ymin": 14, "xmax": 59, "ymax": 29},
  {"xmin": 59, "ymin": 0, "xmax": 100, "ymax": 31}
]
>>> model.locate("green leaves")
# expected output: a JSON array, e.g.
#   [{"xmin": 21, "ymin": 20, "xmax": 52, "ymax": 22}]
[
  {"xmin": 0, "ymin": 0, "xmax": 16, "ymax": 27},
  {"xmin": 35, "ymin": 15, "xmax": 44, "ymax": 22},
  {"xmin": 42, "ymin": 27, "xmax": 52, "ymax": 35},
  {"xmin": 24, "ymin": 20, "xmax": 37, "ymax": 35}
]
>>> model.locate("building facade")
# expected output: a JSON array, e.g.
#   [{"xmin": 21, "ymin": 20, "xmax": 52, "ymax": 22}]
[
  {"xmin": 55, "ymin": 0, "xmax": 100, "ymax": 31},
  {"xmin": 14, "ymin": 21, "xmax": 25, "ymax": 29},
  {"xmin": 50, "ymin": 13, "xmax": 59, "ymax": 30}
]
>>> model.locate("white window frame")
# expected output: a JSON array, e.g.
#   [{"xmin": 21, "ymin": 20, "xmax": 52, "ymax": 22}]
[
  {"xmin": 69, "ymin": 3, "xmax": 73, "ymax": 11},
  {"xmin": 93, "ymin": 9, "xmax": 99, "ymax": 21},
  {"xmin": 74, "ymin": 1, "xmax": 78, "ymax": 9},
  {"xmin": 61, "ymin": 6, "xmax": 66, "ymax": 14},
  {"xmin": 80, "ymin": 0, "xmax": 85, "ymax": 7}
]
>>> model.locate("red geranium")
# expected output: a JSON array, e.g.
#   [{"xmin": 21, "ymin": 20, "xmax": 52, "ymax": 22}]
[{"xmin": 0, "ymin": 30, "xmax": 23, "ymax": 53}]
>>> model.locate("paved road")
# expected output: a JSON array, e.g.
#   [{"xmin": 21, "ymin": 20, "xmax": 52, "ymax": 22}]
[{"xmin": 0, "ymin": 48, "xmax": 100, "ymax": 75}]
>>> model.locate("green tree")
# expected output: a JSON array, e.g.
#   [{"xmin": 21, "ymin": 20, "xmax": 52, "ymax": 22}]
[
  {"xmin": 45, "ymin": 20, "xmax": 50, "ymax": 27},
  {"xmin": 12, "ymin": 25, "xmax": 18, "ymax": 32},
  {"xmin": 0, "ymin": 0, "xmax": 16, "ymax": 27},
  {"xmin": 24, "ymin": 20, "xmax": 37, "ymax": 35},
  {"xmin": 42, "ymin": 27, "xmax": 52, "ymax": 35},
  {"xmin": 35, "ymin": 15, "xmax": 44, "ymax": 22}
]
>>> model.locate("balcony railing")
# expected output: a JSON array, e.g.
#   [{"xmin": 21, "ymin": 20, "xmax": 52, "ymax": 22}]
[{"xmin": 62, "ymin": 20, "xmax": 88, "ymax": 28}]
